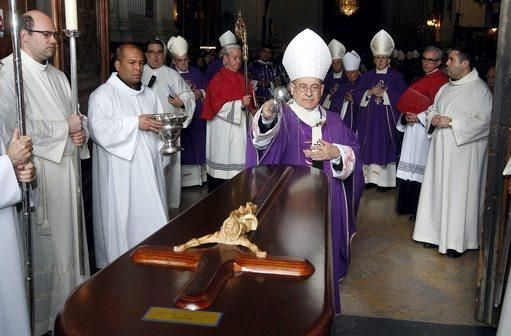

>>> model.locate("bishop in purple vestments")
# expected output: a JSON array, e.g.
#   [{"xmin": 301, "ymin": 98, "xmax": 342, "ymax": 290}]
[
  {"xmin": 352, "ymin": 30, "xmax": 407, "ymax": 189},
  {"xmin": 168, "ymin": 36, "xmax": 208, "ymax": 186},
  {"xmin": 246, "ymin": 29, "xmax": 364, "ymax": 315}
]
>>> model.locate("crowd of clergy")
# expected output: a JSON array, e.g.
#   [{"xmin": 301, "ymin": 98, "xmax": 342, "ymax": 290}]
[{"xmin": 0, "ymin": 8, "xmax": 498, "ymax": 336}]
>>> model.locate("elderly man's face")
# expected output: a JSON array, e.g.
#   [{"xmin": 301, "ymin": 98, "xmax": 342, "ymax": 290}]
[
  {"xmin": 332, "ymin": 59, "xmax": 343, "ymax": 73},
  {"xmin": 223, "ymin": 48, "xmax": 242, "ymax": 72},
  {"xmin": 146, "ymin": 43, "xmax": 165, "ymax": 69},
  {"xmin": 421, "ymin": 50, "xmax": 442, "ymax": 74},
  {"xmin": 290, "ymin": 77, "xmax": 324, "ymax": 111},
  {"xmin": 21, "ymin": 11, "xmax": 58, "ymax": 63},
  {"xmin": 115, "ymin": 47, "xmax": 145, "ymax": 87},
  {"xmin": 373, "ymin": 55, "xmax": 390, "ymax": 70}
]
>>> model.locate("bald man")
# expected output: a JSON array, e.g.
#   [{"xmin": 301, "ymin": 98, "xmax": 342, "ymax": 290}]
[
  {"xmin": 0, "ymin": 10, "xmax": 89, "ymax": 334},
  {"xmin": 88, "ymin": 44, "xmax": 170, "ymax": 269}
]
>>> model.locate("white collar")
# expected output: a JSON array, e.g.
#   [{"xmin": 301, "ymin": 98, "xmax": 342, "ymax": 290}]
[
  {"xmin": 376, "ymin": 67, "xmax": 389, "ymax": 74},
  {"xmin": 108, "ymin": 72, "xmax": 145, "ymax": 96}
]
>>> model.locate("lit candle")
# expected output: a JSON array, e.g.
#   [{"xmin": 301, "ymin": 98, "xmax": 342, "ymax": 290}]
[{"xmin": 65, "ymin": 0, "xmax": 78, "ymax": 30}]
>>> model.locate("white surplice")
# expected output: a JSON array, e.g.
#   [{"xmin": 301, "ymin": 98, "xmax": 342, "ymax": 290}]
[
  {"xmin": 0, "ymin": 51, "xmax": 90, "ymax": 334},
  {"xmin": 88, "ymin": 73, "xmax": 169, "ymax": 268},
  {"xmin": 0, "ymin": 128, "xmax": 30, "ymax": 336},
  {"xmin": 413, "ymin": 69, "xmax": 493, "ymax": 253},
  {"xmin": 396, "ymin": 112, "xmax": 430, "ymax": 183},
  {"xmin": 206, "ymin": 100, "xmax": 247, "ymax": 179},
  {"xmin": 142, "ymin": 65, "xmax": 195, "ymax": 208}
]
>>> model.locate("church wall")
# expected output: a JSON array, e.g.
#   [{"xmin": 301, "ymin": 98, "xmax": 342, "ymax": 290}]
[{"xmin": 221, "ymin": 0, "xmax": 323, "ymax": 48}]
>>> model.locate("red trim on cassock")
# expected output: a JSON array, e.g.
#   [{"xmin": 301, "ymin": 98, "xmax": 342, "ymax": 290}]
[{"xmin": 201, "ymin": 67, "xmax": 255, "ymax": 120}]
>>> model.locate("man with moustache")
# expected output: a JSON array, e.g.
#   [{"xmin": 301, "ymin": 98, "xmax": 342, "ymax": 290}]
[
  {"xmin": 88, "ymin": 44, "xmax": 169, "ymax": 268},
  {"xmin": 413, "ymin": 47, "xmax": 492, "ymax": 258},
  {"xmin": 0, "ymin": 10, "xmax": 89, "ymax": 334},
  {"xmin": 201, "ymin": 31, "xmax": 255, "ymax": 192}
]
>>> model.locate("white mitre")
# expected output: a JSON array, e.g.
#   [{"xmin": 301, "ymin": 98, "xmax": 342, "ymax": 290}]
[
  {"xmin": 398, "ymin": 50, "xmax": 405, "ymax": 61},
  {"xmin": 412, "ymin": 49, "xmax": 420, "ymax": 58},
  {"xmin": 370, "ymin": 29, "xmax": 395, "ymax": 56},
  {"xmin": 392, "ymin": 49, "xmax": 399, "ymax": 58},
  {"xmin": 219, "ymin": 30, "xmax": 237, "ymax": 47},
  {"xmin": 167, "ymin": 36, "xmax": 188, "ymax": 57},
  {"xmin": 342, "ymin": 50, "xmax": 361, "ymax": 71},
  {"xmin": 283, "ymin": 29, "xmax": 331, "ymax": 81},
  {"xmin": 328, "ymin": 39, "xmax": 346, "ymax": 60},
  {"xmin": 406, "ymin": 51, "xmax": 413, "ymax": 60}
]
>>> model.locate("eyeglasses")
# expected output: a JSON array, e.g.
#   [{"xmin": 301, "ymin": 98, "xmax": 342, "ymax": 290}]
[
  {"xmin": 422, "ymin": 57, "xmax": 441, "ymax": 63},
  {"xmin": 25, "ymin": 29, "xmax": 60, "ymax": 40},
  {"xmin": 147, "ymin": 50, "xmax": 164, "ymax": 55},
  {"xmin": 293, "ymin": 83, "xmax": 322, "ymax": 93}
]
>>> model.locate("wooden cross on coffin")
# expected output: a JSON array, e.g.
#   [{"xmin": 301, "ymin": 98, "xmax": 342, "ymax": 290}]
[{"xmin": 130, "ymin": 202, "xmax": 315, "ymax": 311}]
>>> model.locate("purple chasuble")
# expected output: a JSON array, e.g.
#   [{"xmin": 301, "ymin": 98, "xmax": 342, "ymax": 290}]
[
  {"xmin": 352, "ymin": 68, "xmax": 406, "ymax": 165},
  {"xmin": 321, "ymin": 70, "xmax": 346, "ymax": 105},
  {"xmin": 246, "ymin": 103, "xmax": 365, "ymax": 314},
  {"xmin": 171, "ymin": 66, "xmax": 207, "ymax": 165},
  {"xmin": 330, "ymin": 78, "xmax": 360, "ymax": 132}
]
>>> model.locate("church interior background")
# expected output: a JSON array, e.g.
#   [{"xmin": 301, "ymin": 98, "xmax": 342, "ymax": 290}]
[{"xmin": 0, "ymin": 0, "xmax": 509, "ymax": 333}]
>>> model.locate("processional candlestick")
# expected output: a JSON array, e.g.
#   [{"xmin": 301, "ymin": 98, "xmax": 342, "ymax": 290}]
[
  {"xmin": 7, "ymin": 0, "xmax": 35, "ymax": 332},
  {"xmin": 64, "ymin": 0, "xmax": 86, "ymax": 277}
]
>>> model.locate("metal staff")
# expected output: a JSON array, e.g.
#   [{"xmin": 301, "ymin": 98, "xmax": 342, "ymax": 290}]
[
  {"xmin": 64, "ymin": 27, "xmax": 86, "ymax": 277},
  {"xmin": 7, "ymin": 1, "xmax": 35, "ymax": 332},
  {"xmin": 235, "ymin": 10, "xmax": 249, "ymax": 95}
]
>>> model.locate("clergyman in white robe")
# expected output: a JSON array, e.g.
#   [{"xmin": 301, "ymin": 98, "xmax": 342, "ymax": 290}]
[
  {"xmin": 413, "ymin": 69, "xmax": 493, "ymax": 253},
  {"xmin": 142, "ymin": 64, "xmax": 195, "ymax": 208},
  {"xmin": 0, "ymin": 51, "xmax": 90, "ymax": 334},
  {"xmin": 88, "ymin": 73, "xmax": 169, "ymax": 268},
  {"xmin": 0, "ymin": 127, "xmax": 30, "ymax": 336}
]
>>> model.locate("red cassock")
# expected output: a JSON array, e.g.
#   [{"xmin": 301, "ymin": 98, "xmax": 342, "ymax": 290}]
[
  {"xmin": 201, "ymin": 67, "xmax": 255, "ymax": 120},
  {"xmin": 396, "ymin": 69, "xmax": 449, "ymax": 114}
]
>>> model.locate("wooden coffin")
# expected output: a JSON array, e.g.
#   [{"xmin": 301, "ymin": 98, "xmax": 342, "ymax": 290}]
[{"xmin": 55, "ymin": 165, "xmax": 333, "ymax": 335}]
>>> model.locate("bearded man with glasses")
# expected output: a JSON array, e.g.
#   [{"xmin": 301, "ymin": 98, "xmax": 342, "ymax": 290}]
[
  {"xmin": 0, "ymin": 10, "xmax": 90, "ymax": 335},
  {"xmin": 247, "ymin": 29, "xmax": 364, "ymax": 315}
]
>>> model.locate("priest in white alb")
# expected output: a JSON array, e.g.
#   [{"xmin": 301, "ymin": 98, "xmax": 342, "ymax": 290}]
[
  {"xmin": 141, "ymin": 38, "xmax": 195, "ymax": 208},
  {"xmin": 0, "ymin": 123, "xmax": 35, "ymax": 336},
  {"xmin": 413, "ymin": 47, "xmax": 493, "ymax": 258},
  {"xmin": 0, "ymin": 10, "xmax": 90, "ymax": 334},
  {"xmin": 88, "ymin": 44, "xmax": 169, "ymax": 268}
]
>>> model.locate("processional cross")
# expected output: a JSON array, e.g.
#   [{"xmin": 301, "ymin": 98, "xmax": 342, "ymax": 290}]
[{"xmin": 131, "ymin": 200, "xmax": 315, "ymax": 310}]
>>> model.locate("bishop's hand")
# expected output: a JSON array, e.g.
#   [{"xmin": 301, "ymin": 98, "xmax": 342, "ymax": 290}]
[
  {"xmin": 261, "ymin": 99, "xmax": 276, "ymax": 121},
  {"xmin": 303, "ymin": 139, "xmax": 340, "ymax": 161}
]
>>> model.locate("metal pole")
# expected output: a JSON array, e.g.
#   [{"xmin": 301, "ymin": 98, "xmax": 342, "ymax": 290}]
[
  {"xmin": 64, "ymin": 28, "xmax": 86, "ymax": 276},
  {"xmin": 7, "ymin": 2, "xmax": 35, "ymax": 333}
]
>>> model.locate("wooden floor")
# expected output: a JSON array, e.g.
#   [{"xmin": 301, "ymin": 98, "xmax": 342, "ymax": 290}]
[{"xmin": 172, "ymin": 184, "xmax": 483, "ymax": 326}]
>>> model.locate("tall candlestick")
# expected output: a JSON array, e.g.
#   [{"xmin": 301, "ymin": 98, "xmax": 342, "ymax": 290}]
[{"xmin": 65, "ymin": 0, "xmax": 78, "ymax": 30}]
